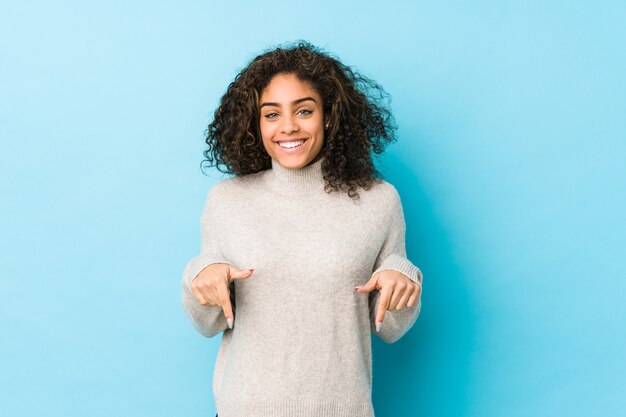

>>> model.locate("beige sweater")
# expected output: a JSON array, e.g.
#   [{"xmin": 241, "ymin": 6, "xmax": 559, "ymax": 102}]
[{"xmin": 180, "ymin": 156, "xmax": 423, "ymax": 417}]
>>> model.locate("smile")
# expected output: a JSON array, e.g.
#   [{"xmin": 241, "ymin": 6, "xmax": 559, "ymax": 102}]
[
  {"xmin": 275, "ymin": 138, "xmax": 308, "ymax": 152},
  {"xmin": 279, "ymin": 139, "xmax": 306, "ymax": 148}
]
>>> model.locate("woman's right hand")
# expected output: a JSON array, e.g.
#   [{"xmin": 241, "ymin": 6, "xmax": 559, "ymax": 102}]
[{"xmin": 190, "ymin": 263, "xmax": 255, "ymax": 329}]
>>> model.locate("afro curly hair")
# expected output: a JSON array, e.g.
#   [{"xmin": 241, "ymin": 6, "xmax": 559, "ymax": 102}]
[{"xmin": 201, "ymin": 40, "xmax": 399, "ymax": 200}]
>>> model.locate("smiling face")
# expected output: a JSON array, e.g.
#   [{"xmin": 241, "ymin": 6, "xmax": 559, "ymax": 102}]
[{"xmin": 258, "ymin": 73, "xmax": 329, "ymax": 169}]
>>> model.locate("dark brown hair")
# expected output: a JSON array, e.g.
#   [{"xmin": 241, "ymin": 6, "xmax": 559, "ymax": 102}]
[{"xmin": 201, "ymin": 40, "xmax": 399, "ymax": 200}]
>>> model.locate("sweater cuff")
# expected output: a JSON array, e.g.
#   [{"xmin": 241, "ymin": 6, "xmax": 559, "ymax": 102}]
[
  {"xmin": 185, "ymin": 252, "xmax": 231, "ymax": 287},
  {"xmin": 372, "ymin": 254, "xmax": 423, "ymax": 284}
]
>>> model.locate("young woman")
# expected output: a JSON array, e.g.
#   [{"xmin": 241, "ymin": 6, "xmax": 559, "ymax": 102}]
[{"xmin": 181, "ymin": 40, "xmax": 423, "ymax": 417}]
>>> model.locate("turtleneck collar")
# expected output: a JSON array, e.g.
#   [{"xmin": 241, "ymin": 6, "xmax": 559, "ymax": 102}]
[{"xmin": 266, "ymin": 157, "xmax": 326, "ymax": 196}]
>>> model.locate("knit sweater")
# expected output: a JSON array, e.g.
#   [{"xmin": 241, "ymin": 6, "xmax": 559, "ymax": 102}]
[{"xmin": 180, "ymin": 156, "xmax": 423, "ymax": 417}]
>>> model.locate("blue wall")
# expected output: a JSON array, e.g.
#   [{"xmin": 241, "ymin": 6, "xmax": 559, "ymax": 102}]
[{"xmin": 1, "ymin": 1, "xmax": 624, "ymax": 416}]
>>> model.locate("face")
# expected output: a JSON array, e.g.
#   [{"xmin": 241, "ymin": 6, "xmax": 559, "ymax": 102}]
[{"xmin": 258, "ymin": 73, "xmax": 329, "ymax": 169}]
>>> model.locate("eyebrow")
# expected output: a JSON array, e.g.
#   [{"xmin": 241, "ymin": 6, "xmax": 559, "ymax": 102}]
[{"xmin": 259, "ymin": 96, "xmax": 317, "ymax": 108}]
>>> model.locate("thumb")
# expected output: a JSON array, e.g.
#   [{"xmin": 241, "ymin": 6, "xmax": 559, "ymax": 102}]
[
  {"xmin": 227, "ymin": 266, "xmax": 255, "ymax": 282},
  {"xmin": 354, "ymin": 273, "xmax": 380, "ymax": 294}
]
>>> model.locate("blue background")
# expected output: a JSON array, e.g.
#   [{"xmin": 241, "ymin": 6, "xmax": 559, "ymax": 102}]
[{"xmin": 1, "ymin": 1, "xmax": 624, "ymax": 416}]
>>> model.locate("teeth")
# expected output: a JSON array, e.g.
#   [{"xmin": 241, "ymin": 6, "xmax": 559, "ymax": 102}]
[{"xmin": 279, "ymin": 140, "xmax": 305, "ymax": 148}]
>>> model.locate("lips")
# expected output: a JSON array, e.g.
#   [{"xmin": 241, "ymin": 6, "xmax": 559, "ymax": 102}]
[{"xmin": 274, "ymin": 138, "xmax": 308, "ymax": 153}]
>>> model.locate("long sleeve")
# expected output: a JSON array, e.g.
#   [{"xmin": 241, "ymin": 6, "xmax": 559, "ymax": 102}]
[
  {"xmin": 369, "ymin": 186, "xmax": 423, "ymax": 343},
  {"xmin": 180, "ymin": 184, "xmax": 234, "ymax": 338}
]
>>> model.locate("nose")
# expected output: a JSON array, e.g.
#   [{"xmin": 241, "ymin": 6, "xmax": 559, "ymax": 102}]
[{"xmin": 280, "ymin": 114, "xmax": 299, "ymax": 134}]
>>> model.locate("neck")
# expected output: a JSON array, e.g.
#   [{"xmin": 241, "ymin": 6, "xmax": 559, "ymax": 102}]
[{"xmin": 268, "ymin": 157, "xmax": 326, "ymax": 196}]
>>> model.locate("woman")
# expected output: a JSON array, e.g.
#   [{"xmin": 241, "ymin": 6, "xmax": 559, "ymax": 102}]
[{"xmin": 181, "ymin": 40, "xmax": 423, "ymax": 417}]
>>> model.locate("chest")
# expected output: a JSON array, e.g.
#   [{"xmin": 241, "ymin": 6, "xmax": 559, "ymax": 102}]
[{"xmin": 216, "ymin": 196, "xmax": 386, "ymax": 293}]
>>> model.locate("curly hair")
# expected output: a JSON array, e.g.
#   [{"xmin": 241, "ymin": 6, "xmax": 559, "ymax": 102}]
[{"xmin": 201, "ymin": 39, "xmax": 399, "ymax": 200}]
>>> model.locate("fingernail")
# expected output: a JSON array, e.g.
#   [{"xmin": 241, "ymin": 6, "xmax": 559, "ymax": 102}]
[
  {"xmin": 227, "ymin": 318, "xmax": 233, "ymax": 329},
  {"xmin": 249, "ymin": 269, "xmax": 255, "ymax": 273},
  {"xmin": 354, "ymin": 286, "xmax": 362, "ymax": 290},
  {"xmin": 376, "ymin": 322, "xmax": 381, "ymax": 332}
]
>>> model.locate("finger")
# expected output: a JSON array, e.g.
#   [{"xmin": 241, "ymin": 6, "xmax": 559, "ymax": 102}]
[
  {"xmin": 388, "ymin": 281, "xmax": 407, "ymax": 310},
  {"xmin": 191, "ymin": 279, "xmax": 211, "ymax": 305},
  {"xmin": 355, "ymin": 274, "xmax": 378, "ymax": 293},
  {"xmin": 191, "ymin": 286, "xmax": 207, "ymax": 305},
  {"xmin": 376, "ymin": 286, "xmax": 391, "ymax": 332},
  {"xmin": 208, "ymin": 286, "xmax": 220, "ymax": 305},
  {"xmin": 199, "ymin": 285, "xmax": 218, "ymax": 306},
  {"xmin": 229, "ymin": 267, "xmax": 255, "ymax": 281},
  {"xmin": 395, "ymin": 285, "xmax": 414, "ymax": 310},
  {"xmin": 217, "ymin": 281, "xmax": 234, "ymax": 329},
  {"xmin": 194, "ymin": 290, "xmax": 210, "ymax": 306},
  {"xmin": 407, "ymin": 284, "xmax": 422, "ymax": 308}
]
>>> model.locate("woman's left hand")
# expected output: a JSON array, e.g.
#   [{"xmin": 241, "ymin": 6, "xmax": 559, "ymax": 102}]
[{"xmin": 354, "ymin": 270, "xmax": 422, "ymax": 332}]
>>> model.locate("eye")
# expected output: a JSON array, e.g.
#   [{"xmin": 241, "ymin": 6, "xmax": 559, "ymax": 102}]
[
  {"xmin": 298, "ymin": 109, "xmax": 313, "ymax": 116},
  {"xmin": 264, "ymin": 112, "xmax": 278, "ymax": 119}
]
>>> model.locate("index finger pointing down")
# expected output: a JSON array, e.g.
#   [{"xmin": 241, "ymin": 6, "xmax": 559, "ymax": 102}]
[
  {"xmin": 376, "ymin": 286, "xmax": 391, "ymax": 332},
  {"xmin": 217, "ymin": 281, "xmax": 234, "ymax": 329}
]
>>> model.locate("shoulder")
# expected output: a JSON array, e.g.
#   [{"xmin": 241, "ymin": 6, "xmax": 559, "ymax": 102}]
[
  {"xmin": 205, "ymin": 170, "xmax": 268, "ymax": 203},
  {"xmin": 206, "ymin": 176, "xmax": 235, "ymax": 198},
  {"xmin": 362, "ymin": 178, "xmax": 403, "ymax": 211}
]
